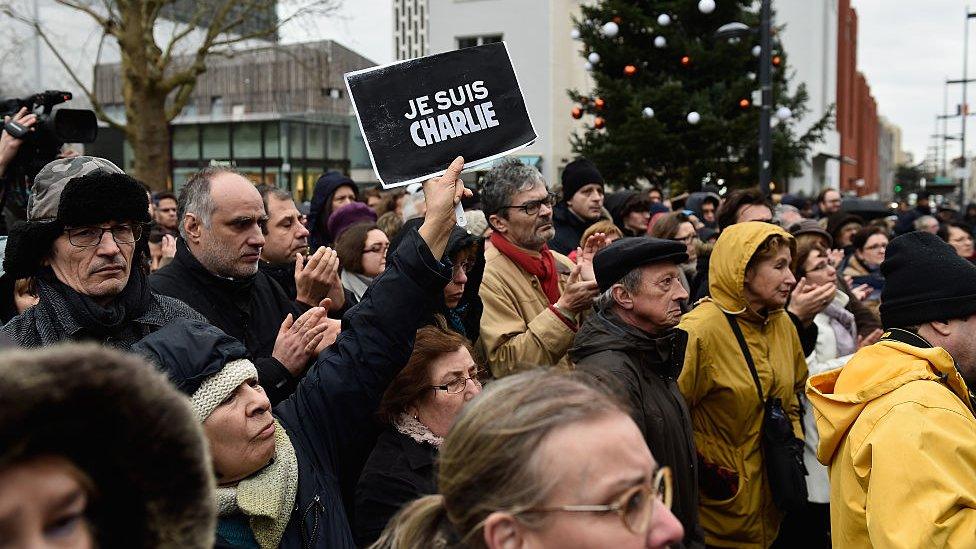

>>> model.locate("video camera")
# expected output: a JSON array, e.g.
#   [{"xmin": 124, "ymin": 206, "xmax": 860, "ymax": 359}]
[{"xmin": 0, "ymin": 91, "xmax": 98, "ymax": 180}]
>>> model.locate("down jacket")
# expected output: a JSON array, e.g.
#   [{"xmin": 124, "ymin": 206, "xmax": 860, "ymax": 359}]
[{"xmin": 677, "ymin": 222, "xmax": 807, "ymax": 548}]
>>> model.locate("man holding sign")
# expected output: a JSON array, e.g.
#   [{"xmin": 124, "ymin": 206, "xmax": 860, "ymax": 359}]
[{"xmin": 479, "ymin": 158, "xmax": 603, "ymax": 378}]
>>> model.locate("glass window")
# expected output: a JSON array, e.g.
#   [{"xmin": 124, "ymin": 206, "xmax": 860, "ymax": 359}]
[
  {"xmin": 233, "ymin": 123, "xmax": 262, "ymax": 158},
  {"xmin": 172, "ymin": 126, "xmax": 199, "ymax": 161},
  {"xmin": 328, "ymin": 126, "xmax": 347, "ymax": 160},
  {"xmin": 484, "ymin": 34, "xmax": 503, "ymax": 44},
  {"xmin": 457, "ymin": 36, "xmax": 478, "ymax": 49},
  {"xmin": 306, "ymin": 125, "xmax": 325, "ymax": 160},
  {"xmin": 210, "ymin": 96, "xmax": 224, "ymax": 117},
  {"xmin": 172, "ymin": 167, "xmax": 200, "ymax": 194},
  {"xmin": 289, "ymin": 123, "xmax": 304, "ymax": 158},
  {"xmin": 202, "ymin": 124, "xmax": 230, "ymax": 160},
  {"xmin": 264, "ymin": 122, "xmax": 280, "ymax": 157}
]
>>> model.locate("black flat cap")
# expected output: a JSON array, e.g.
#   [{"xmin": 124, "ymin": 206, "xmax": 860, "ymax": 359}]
[{"xmin": 593, "ymin": 237, "xmax": 689, "ymax": 292}]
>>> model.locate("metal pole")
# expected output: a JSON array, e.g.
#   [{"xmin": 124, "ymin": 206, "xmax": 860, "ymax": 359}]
[
  {"xmin": 758, "ymin": 0, "xmax": 772, "ymax": 197},
  {"xmin": 944, "ymin": 81, "xmax": 950, "ymax": 176},
  {"xmin": 961, "ymin": 10, "xmax": 971, "ymax": 208}
]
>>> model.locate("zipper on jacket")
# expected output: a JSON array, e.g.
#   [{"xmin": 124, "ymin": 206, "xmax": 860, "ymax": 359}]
[{"xmin": 300, "ymin": 494, "xmax": 324, "ymax": 549}]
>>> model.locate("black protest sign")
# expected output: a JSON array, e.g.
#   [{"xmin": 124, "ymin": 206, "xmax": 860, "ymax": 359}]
[{"xmin": 345, "ymin": 42, "xmax": 537, "ymax": 188}]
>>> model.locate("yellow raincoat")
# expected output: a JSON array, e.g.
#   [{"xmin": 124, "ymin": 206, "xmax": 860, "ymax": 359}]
[
  {"xmin": 807, "ymin": 336, "xmax": 976, "ymax": 548},
  {"xmin": 677, "ymin": 222, "xmax": 807, "ymax": 548}
]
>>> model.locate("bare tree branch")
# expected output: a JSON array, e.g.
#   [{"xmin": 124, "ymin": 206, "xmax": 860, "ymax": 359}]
[{"xmin": 51, "ymin": 0, "xmax": 115, "ymax": 34}]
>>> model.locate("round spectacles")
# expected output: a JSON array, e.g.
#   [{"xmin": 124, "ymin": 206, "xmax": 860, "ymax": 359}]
[
  {"xmin": 498, "ymin": 193, "xmax": 558, "ymax": 217},
  {"xmin": 65, "ymin": 224, "xmax": 144, "ymax": 248},
  {"xmin": 430, "ymin": 369, "xmax": 484, "ymax": 394},
  {"xmin": 451, "ymin": 260, "xmax": 475, "ymax": 278},
  {"xmin": 524, "ymin": 467, "xmax": 672, "ymax": 535}
]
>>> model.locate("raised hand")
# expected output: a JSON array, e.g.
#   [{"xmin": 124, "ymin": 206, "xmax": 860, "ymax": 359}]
[
  {"xmin": 576, "ymin": 232, "xmax": 609, "ymax": 282},
  {"xmin": 419, "ymin": 156, "xmax": 473, "ymax": 259}
]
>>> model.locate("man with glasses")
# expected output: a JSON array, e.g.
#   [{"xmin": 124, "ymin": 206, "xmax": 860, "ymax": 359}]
[
  {"xmin": 570, "ymin": 237, "xmax": 704, "ymax": 548},
  {"xmin": 479, "ymin": 158, "xmax": 601, "ymax": 377},
  {"xmin": 150, "ymin": 166, "xmax": 332, "ymax": 405},
  {"xmin": 1, "ymin": 156, "xmax": 203, "ymax": 348}
]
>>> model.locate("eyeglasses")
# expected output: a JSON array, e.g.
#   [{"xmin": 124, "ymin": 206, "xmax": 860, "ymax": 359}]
[
  {"xmin": 674, "ymin": 233, "xmax": 697, "ymax": 245},
  {"xmin": 863, "ymin": 243, "xmax": 888, "ymax": 251},
  {"xmin": 650, "ymin": 275, "xmax": 682, "ymax": 293},
  {"xmin": 64, "ymin": 224, "xmax": 144, "ymax": 248},
  {"xmin": 430, "ymin": 369, "xmax": 484, "ymax": 394},
  {"xmin": 363, "ymin": 242, "xmax": 390, "ymax": 254},
  {"xmin": 498, "ymin": 193, "xmax": 558, "ymax": 217},
  {"xmin": 524, "ymin": 467, "xmax": 672, "ymax": 536},
  {"xmin": 452, "ymin": 260, "xmax": 475, "ymax": 278}
]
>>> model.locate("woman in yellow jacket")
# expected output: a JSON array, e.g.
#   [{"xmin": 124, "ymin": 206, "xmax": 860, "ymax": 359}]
[{"xmin": 678, "ymin": 222, "xmax": 808, "ymax": 548}]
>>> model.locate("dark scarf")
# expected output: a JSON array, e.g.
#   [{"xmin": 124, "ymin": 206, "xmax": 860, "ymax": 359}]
[
  {"xmin": 39, "ymin": 266, "xmax": 151, "ymax": 338},
  {"xmin": 489, "ymin": 231, "xmax": 561, "ymax": 304},
  {"xmin": 175, "ymin": 239, "xmax": 256, "ymax": 315}
]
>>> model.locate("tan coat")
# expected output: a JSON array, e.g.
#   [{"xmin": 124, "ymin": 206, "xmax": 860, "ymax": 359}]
[{"xmin": 478, "ymin": 244, "xmax": 576, "ymax": 377}]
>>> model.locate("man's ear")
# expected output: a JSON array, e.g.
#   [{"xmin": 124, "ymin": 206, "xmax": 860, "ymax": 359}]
[
  {"xmin": 928, "ymin": 320, "xmax": 954, "ymax": 338},
  {"xmin": 611, "ymin": 284, "xmax": 634, "ymax": 310},
  {"xmin": 488, "ymin": 213, "xmax": 508, "ymax": 235},
  {"xmin": 482, "ymin": 511, "xmax": 526, "ymax": 549},
  {"xmin": 182, "ymin": 214, "xmax": 202, "ymax": 243}
]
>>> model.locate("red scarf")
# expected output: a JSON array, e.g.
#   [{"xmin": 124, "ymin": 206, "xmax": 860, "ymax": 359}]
[{"xmin": 490, "ymin": 231, "xmax": 561, "ymax": 304}]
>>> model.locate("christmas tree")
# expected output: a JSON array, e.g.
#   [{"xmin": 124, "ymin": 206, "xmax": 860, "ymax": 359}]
[{"xmin": 569, "ymin": 0, "xmax": 832, "ymax": 192}]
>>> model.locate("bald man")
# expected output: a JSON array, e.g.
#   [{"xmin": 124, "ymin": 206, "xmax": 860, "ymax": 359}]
[{"xmin": 150, "ymin": 167, "xmax": 331, "ymax": 405}]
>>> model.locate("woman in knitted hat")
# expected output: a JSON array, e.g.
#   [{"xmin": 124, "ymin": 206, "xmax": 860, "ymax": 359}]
[{"xmin": 0, "ymin": 343, "xmax": 214, "ymax": 548}]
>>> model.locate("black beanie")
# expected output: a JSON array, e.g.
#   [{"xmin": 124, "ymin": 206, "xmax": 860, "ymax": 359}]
[
  {"xmin": 561, "ymin": 158, "xmax": 604, "ymax": 201},
  {"xmin": 880, "ymin": 231, "xmax": 976, "ymax": 328}
]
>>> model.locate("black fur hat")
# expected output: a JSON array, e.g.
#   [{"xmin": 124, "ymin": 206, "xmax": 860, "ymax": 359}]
[
  {"xmin": 4, "ymin": 159, "xmax": 151, "ymax": 280},
  {"xmin": 0, "ymin": 343, "xmax": 215, "ymax": 547}
]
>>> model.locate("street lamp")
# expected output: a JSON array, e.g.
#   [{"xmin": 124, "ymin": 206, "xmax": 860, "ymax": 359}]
[
  {"xmin": 959, "ymin": 9, "xmax": 976, "ymax": 207},
  {"xmin": 714, "ymin": 0, "xmax": 773, "ymax": 198}
]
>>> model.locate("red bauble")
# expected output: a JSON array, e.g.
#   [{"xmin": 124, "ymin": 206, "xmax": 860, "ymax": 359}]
[
  {"xmin": 571, "ymin": 106, "xmax": 583, "ymax": 119},
  {"xmin": 738, "ymin": 98, "xmax": 751, "ymax": 109},
  {"xmin": 594, "ymin": 117, "xmax": 606, "ymax": 129},
  {"xmin": 594, "ymin": 97, "xmax": 606, "ymax": 110},
  {"xmin": 772, "ymin": 55, "xmax": 782, "ymax": 67},
  {"xmin": 680, "ymin": 56, "xmax": 691, "ymax": 67},
  {"xmin": 612, "ymin": 16, "xmax": 622, "ymax": 24},
  {"xmin": 623, "ymin": 64, "xmax": 637, "ymax": 76}
]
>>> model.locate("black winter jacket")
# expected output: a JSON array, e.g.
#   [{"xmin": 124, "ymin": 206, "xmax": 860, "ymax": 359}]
[
  {"xmin": 570, "ymin": 310, "xmax": 705, "ymax": 549},
  {"xmin": 272, "ymin": 227, "xmax": 450, "ymax": 548},
  {"xmin": 149, "ymin": 239, "xmax": 301, "ymax": 405},
  {"xmin": 353, "ymin": 428, "xmax": 438, "ymax": 546},
  {"xmin": 550, "ymin": 202, "xmax": 604, "ymax": 255}
]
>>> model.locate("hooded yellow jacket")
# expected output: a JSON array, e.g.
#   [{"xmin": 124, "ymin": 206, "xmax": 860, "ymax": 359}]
[
  {"xmin": 677, "ymin": 222, "xmax": 807, "ymax": 548},
  {"xmin": 807, "ymin": 336, "xmax": 976, "ymax": 548}
]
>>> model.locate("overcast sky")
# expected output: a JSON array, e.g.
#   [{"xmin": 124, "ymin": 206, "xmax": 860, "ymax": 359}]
[{"xmin": 286, "ymin": 0, "xmax": 964, "ymax": 168}]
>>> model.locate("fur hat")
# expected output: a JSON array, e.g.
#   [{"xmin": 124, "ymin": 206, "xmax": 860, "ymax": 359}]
[
  {"xmin": 4, "ymin": 157, "xmax": 151, "ymax": 279},
  {"xmin": 0, "ymin": 343, "xmax": 215, "ymax": 547}
]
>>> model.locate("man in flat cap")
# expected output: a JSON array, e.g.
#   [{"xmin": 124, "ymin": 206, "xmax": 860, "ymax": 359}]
[
  {"xmin": 570, "ymin": 236, "xmax": 703, "ymax": 548},
  {"xmin": 1, "ymin": 156, "xmax": 202, "ymax": 348}
]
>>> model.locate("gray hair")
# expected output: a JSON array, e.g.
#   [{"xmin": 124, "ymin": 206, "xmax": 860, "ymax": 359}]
[
  {"xmin": 773, "ymin": 203, "xmax": 799, "ymax": 224},
  {"xmin": 595, "ymin": 267, "xmax": 644, "ymax": 312},
  {"xmin": 178, "ymin": 167, "xmax": 242, "ymax": 239},
  {"xmin": 255, "ymin": 184, "xmax": 293, "ymax": 216},
  {"xmin": 914, "ymin": 215, "xmax": 938, "ymax": 231},
  {"xmin": 480, "ymin": 157, "xmax": 546, "ymax": 218}
]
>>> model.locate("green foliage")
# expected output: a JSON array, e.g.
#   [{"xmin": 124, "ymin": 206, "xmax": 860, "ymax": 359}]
[{"xmin": 569, "ymin": 0, "xmax": 832, "ymax": 192}]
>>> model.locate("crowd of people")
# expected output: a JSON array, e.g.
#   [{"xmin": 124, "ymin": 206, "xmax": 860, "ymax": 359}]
[{"xmin": 2, "ymin": 117, "xmax": 976, "ymax": 548}]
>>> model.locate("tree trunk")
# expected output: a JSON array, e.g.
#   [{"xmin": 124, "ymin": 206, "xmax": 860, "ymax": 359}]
[{"xmin": 126, "ymin": 90, "xmax": 172, "ymax": 191}]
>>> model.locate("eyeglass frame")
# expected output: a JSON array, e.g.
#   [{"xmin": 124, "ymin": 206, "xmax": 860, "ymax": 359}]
[
  {"xmin": 523, "ymin": 467, "xmax": 673, "ymax": 536},
  {"xmin": 63, "ymin": 223, "xmax": 147, "ymax": 248},
  {"xmin": 430, "ymin": 368, "xmax": 484, "ymax": 394},
  {"xmin": 451, "ymin": 259, "xmax": 476, "ymax": 279},
  {"xmin": 363, "ymin": 242, "xmax": 391, "ymax": 254},
  {"xmin": 495, "ymin": 192, "xmax": 559, "ymax": 217}
]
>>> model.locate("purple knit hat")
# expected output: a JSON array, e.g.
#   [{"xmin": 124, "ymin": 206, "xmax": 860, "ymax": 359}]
[{"xmin": 327, "ymin": 202, "xmax": 378, "ymax": 242}]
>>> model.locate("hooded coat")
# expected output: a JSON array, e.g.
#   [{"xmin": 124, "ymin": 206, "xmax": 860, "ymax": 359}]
[
  {"xmin": 806, "ymin": 335, "xmax": 976, "ymax": 548},
  {"xmin": 604, "ymin": 191, "xmax": 646, "ymax": 237},
  {"xmin": 308, "ymin": 172, "xmax": 359, "ymax": 249},
  {"xmin": 570, "ymin": 310, "xmax": 705, "ymax": 548},
  {"xmin": 685, "ymin": 192, "xmax": 720, "ymax": 229},
  {"xmin": 676, "ymin": 222, "xmax": 807, "ymax": 548}
]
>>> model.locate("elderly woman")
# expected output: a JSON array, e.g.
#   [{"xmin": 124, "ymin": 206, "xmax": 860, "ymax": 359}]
[
  {"xmin": 374, "ymin": 370, "xmax": 685, "ymax": 548},
  {"xmin": 677, "ymin": 222, "xmax": 808, "ymax": 547},
  {"xmin": 335, "ymin": 222, "xmax": 390, "ymax": 306},
  {"xmin": 354, "ymin": 325, "xmax": 482, "ymax": 545},
  {"xmin": 841, "ymin": 226, "xmax": 888, "ymax": 317},
  {"xmin": 0, "ymin": 344, "xmax": 214, "ymax": 548},
  {"xmin": 133, "ymin": 166, "xmax": 466, "ymax": 548},
  {"xmin": 650, "ymin": 212, "xmax": 700, "ymax": 294}
]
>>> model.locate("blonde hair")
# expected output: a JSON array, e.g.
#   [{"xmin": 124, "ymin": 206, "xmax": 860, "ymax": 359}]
[
  {"xmin": 371, "ymin": 370, "xmax": 624, "ymax": 548},
  {"xmin": 578, "ymin": 219, "xmax": 623, "ymax": 248}
]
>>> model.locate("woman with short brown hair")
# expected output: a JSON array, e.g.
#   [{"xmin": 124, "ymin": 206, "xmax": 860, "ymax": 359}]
[{"xmin": 354, "ymin": 324, "xmax": 483, "ymax": 546}]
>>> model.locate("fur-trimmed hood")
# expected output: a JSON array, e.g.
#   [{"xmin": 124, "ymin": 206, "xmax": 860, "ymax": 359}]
[{"xmin": 0, "ymin": 343, "xmax": 215, "ymax": 548}]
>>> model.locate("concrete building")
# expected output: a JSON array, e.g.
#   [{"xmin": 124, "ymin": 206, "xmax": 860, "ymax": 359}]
[
  {"xmin": 427, "ymin": 0, "xmax": 591, "ymax": 185},
  {"xmin": 91, "ymin": 40, "xmax": 376, "ymax": 197},
  {"xmin": 777, "ymin": 0, "xmax": 842, "ymax": 197},
  {"xmin": 393, "ymin": 0, "xmax": 429, "ymax": 60},
  {"xmin": 878, "ymin": 117, "xmax": 896, "ymax": 200}
]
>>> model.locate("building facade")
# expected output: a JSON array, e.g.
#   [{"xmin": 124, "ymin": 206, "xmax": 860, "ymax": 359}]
[
  {"xmin": 91, "ymin": 40, "xmax": 376, "ymax": 198},
  {"xmin": 878, "ymin": 117, "xmax": 896, "ymax": 200},
  {"xmin": 427, "ymin": 0, "xmax": 591, "ymax": 186},
  {"xmin": 393, "ymin": 0, "xmax": 430, "ymax": 60},
  {"xmin": 777, "ymin": 0, "xmax": 842, "ymax": 197}
]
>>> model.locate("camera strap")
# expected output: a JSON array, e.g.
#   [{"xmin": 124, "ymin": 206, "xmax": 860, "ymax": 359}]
[{"xmin": 724, "ymin": 313, "xmax": 765, "ymax": 405}]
